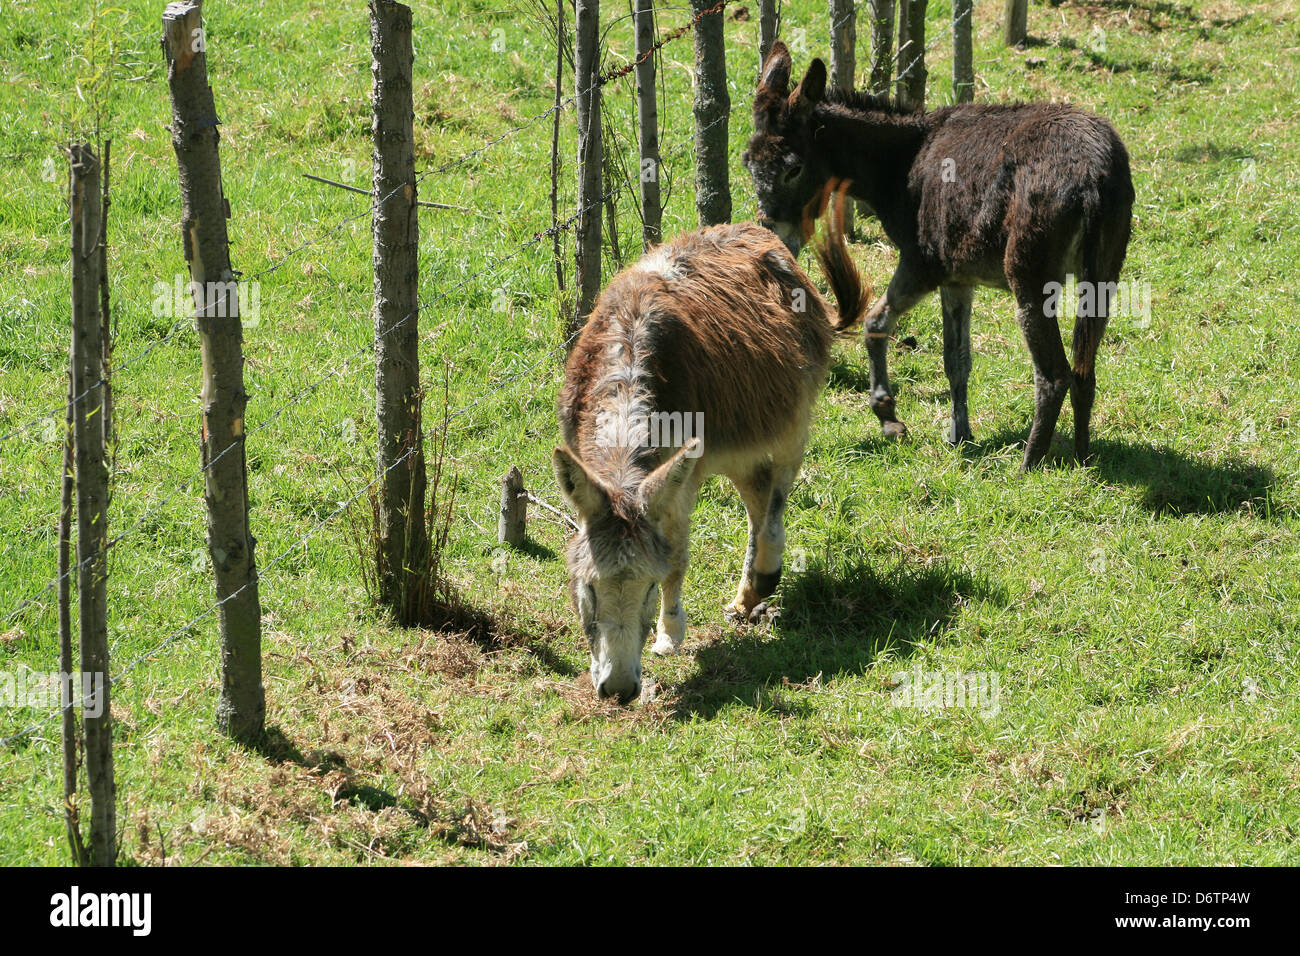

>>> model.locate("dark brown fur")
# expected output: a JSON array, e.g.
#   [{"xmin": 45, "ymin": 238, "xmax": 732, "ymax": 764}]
[{"xmin": 744, "ymin": 43, "xmax": 1135, "ymax": 468}]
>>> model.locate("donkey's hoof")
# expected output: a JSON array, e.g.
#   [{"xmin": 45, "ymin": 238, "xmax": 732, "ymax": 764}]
[
  {"xmin": 724, "ymin": 602, "xmax": 753, "ymax": 625},
  {"xmin": 650, "ymin": 632, "xmax": 680, "ymax": 656},
  {"xmin": 882, "ymin": 421, "xmax": 909, "ymax": 441}
]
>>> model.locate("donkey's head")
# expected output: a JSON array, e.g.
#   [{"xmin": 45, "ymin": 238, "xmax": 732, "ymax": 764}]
[
  {"xmin": 743, "ymin": 41, "xmax": 828, "ymax": 256},
  {"xmin": 553, "ymin": 439, "xmax": 702, "ymax": 704}
]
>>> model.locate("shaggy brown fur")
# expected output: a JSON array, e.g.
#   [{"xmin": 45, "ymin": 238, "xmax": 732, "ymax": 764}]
[{"xmin": 553, "ymin": 205, "xmax": 864, "ymax": 703}]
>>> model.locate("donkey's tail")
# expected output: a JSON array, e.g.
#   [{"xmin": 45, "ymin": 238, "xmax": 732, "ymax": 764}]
[
  {"xmin": 812, "ymin": 180, "xmax": 871, "ymax": 332},
  {"xmin": 1074, "ymin": 137, "xmax": 1134, "ymax": 377}
]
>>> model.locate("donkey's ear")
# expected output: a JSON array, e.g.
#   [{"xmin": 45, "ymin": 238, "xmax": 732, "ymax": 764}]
[
  {"xmin": 789, "ymin": 58, "xmax": 828, "ymax": 121},
  {"xmin": 553, "ymin": 446, "xmax": 610, "ymax": 523},
  {"xmin": 759, "ymin": 41, "xmax": 792, "ymax": 97},
  {"xmin": 640, "ymin": 438, "xmax": 703, "ymax": 518}
]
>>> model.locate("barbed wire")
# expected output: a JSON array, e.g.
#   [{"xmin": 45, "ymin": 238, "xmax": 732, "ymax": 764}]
[
  {"xmin": 813, "ymin": 2, "xmax": 975, "ymax": 92},
  {"xmin": 0, "ymin": 3, "xmax": 729, "ymax": 448},
  {"xmin": 0, "ymin": 323, "xmax": 584, "ymax": 750},
  {"xmin": 0, "ymin": 310, "xmax": 198, "ymax": 447},
  {"xmin": 891, "ymin": 1, "xmax": 974, "ymax": 88},
  {"xmin": 3, "ymin": 2, "xmax": 747, "ymax": 747},
  {"xmin": 2, "ymin": 172, "xmax": 632, "ymax": 631},
  {"xmin": 242, "ymin": 3, "xmax": 723, "ymax": 284}
]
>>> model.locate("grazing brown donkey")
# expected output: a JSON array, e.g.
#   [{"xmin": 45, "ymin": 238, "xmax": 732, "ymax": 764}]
[
  {"xmin": 743, "ymin": 42, "xmax": 1135, "ymax": 469},
  {"xmin": 555, "ymin": 200, "xmax": 865, "ymax": 703}
]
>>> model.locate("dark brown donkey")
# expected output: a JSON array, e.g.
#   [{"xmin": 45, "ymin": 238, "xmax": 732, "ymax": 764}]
[{"xmin": 743, "ymin": 42, "xmax": 1134, "ymax": 469}]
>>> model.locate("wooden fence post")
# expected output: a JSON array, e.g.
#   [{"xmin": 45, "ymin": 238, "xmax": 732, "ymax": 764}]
[
  {"xmin": 895, "ymin": 0, "xmax": 928, "ymax": 111},
  {"xmin": 692, "ymin": 0, "xmax": 731, "ymax": 227},
  {"xmin": 829, "ymin": 1, "xmax": 856, "ymax": 92},
  {"xmin": 953, "ymin": 0, "xmax": 974, "ymax": 102},
  {"xmin": 634, "ymin": 0, "xmax": 662, "ymax": 250},
  {"xmin": 68, "ymin": 142, "xmax": 115, "ymax": 866},
  {"xmin": 370, "ymin": 0, "xmax": 427, "ymax": 624},
  {"xmin": 1003, "ymin": 0, "xmax": 1027, "ymax": 48},
  {"xmin": 759, "ymin": 0, "xmax": 780, "ymax": 74},
  {"xmin": 573, "ymin": 0, "xmax": 603, "ymax": 333},
  {"xmin": 867, "ymin": 0, "xmax": 894, "ymax": 95},
  {"xmin": 829, "ymin": 0, "xmax": 856, "ymax": 235},
  {"xmin": 58, "ymin": 321, "xmax": 85, "ymax": 866},
  {"xmin": 551, "ymin": 0, "xmax": 566, "ymax": 298},
  {"xmin": 498, "ymin": 467, "xmax": 526, "ymax": 547},
  {"xmin": 163, "ymin": 0, "xmax": 265, "ymax": 743}
]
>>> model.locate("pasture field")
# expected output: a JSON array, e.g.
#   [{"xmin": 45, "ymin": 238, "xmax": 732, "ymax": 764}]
[{"xmin": 1, "ymin": 0, "xmax": 1298, "ymax": 865}]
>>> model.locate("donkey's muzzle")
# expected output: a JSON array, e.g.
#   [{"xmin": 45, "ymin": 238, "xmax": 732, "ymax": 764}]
[
  {"xmin": 596, "ymin": 676, "xmax": 640, "ymax": 705},
  {"xmin": 759, "ymin": 218, "xmax": 803, "ymax": 257}
]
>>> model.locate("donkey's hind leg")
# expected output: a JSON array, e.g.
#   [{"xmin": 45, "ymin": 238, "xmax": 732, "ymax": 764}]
[
  {"xmin": 1014, "ymin": 288, "xmax": 1073, "ymax": 470},
  {"xmin": 726, "ymin": 459, "xmax": 798, "ymax": 621},
  {"xmin": 940, "ymin": 285, "xmax": 975, "ymax": 445},
  {"xmin": 1069, "ymin": 284, "xmax": 1109, "ymax": 463},
  {"xmin": 1071, "ymin": 239, "xmax": 1126, "ymax": 462}
]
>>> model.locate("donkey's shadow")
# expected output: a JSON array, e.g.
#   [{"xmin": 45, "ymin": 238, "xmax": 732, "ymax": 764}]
[
  {"xmin": 963, "ymin": 428, "xmax": 1276, "ymax": 517},
  {"xmin": 668, "ymin": 558, "xmax": 997, "ymax": 721}
]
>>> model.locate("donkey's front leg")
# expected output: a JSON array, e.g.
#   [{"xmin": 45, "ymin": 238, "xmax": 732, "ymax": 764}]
[
  {"xmin": 865, "ymin": 269, "xmax": 932, "ymax": 440},
  {"xmin": 651, "ymin": 562, "xmax": 687, "ymax": 656}
]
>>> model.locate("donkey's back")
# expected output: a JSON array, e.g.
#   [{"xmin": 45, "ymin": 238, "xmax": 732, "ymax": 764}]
[
  {"xmin": 559, "ymin": 221, "xmax": 834, "ymax": 475},
  {"xmin": 910, "ymin": 102, "xmax": 1134, "ymax": 291}
]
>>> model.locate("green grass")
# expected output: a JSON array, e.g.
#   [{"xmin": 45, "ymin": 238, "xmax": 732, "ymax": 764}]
[{"xmin": 2, "ymin": 0, "xmax": 1299, "ymax": 865}]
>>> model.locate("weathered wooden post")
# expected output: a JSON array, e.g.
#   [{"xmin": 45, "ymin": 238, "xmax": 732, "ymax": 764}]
[
  {"xmin": 163, "ymin": 0, "xmax": 265, "ymax": 743},
  {"xmin": 634, "ymin": 0, "xmax": 662, "ymax": 250},
  {"xmin": 498, "ymin": 467, "xmax": 526, "ymax": 547},
  {"xmin": 550, "ymin": 0, "xmax": 566, "ymax": 296},
  {"xmin": 370, "ymin": 0, "xmax": 427, "ymax": 623},
  {"xmin": 692, "ymin": 0, "xmax": 731, "ymax": 227},
  {"xmin": 953, "ymin": 0, "xmax": 974, "ymax": 103},
  {"xmin": 573, "ymin": 0, "xmax": 603, "ymax": 333},
  {"xmin": 829, "ymin": 1, "xmax": 856, "ymax": 92},
  {"xmin": 895, "ymin": 0, "xmax": 928, "ymax": 111},
  {"xmin": 759, "ymin": 0, "xmax": 780, "ymax": 74},
  {"xmin": 867, "ymin": 0, "xmax": 894, "ymax": 95},
  {"xmin": 58, "ymin": 329, "xmax": 84, "ymax": 865},
  {"xmin": 1003, "ymin": 0, "xmax": 1027, "ymax": 48},
  {"xmin": 829, "ymin": 0, "xmax": 856, "ymax": 235},
  {"xmin": 68, "ymin": 142, "xmax": 114, "ymax": 865}
]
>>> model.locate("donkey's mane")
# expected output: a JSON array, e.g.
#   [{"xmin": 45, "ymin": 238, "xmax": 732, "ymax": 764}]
[
  {"xmin": 822, "ymin": 88, "xmax": 1040, "ymax": 121},
  {"xmin": 823, "ymin": 87, "xmax": 907, "ymax": 115}
]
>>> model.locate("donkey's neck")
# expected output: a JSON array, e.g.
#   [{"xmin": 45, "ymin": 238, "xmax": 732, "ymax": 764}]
[
  {"xmin": 814, "ymin": 99, "xmax": 929, "ymax": 244},
  {"xmin": 578, "ymin": 310, "xmax": 661, "ymax": 501}
]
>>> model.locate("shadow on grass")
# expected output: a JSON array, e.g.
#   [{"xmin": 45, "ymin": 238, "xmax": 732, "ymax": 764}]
[
  {"xmin": 669, "ymin": 558, "xmax": 997, "ymax": 721},
  {"xmin": 963, "ymin": 427, "xmax": 1278, "ymax": 517},
  {"xmin": 511, "ymin": 536, "xmax": 558, "ymax": 562},
  {"xmin": 1089, "ymin": 438, "xmax": 1277, "ymax": 517},
  {"xmin": 827, "ymin": 355, "xmax": 872, "ymax": 393},
  {"xmin": 250, "ymin": 727, "xmax": 423, "ymax": 819},
  {"xmin": 1053, "ymin": 34, "xmax": 1212, "ymax": 83}
]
